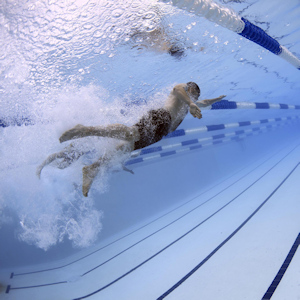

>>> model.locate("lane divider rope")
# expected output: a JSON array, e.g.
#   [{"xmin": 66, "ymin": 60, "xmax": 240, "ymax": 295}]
[{"xmin": 162, "ymin": 0, "xmax": 300, "ymax": 69}]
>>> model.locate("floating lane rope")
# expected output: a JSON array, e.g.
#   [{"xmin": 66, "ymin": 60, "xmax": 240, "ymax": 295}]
[
  {"xmin": 163, "ymin": 0, "xmax": 300, "ymax": 70},
  {"xmin": 1, "ymin": 101, "xmax": 299, "ymax": 128},
  {"xmin": 208, "ymin": 100, "xmax": 300, "ymax": 110},
  {"xmin": 164, "ymin": 115, "xmax": 299, "ymax": 138},
  {"xmin": 126, "ymin": 116, "xmax": 299, "ymax": 166}
]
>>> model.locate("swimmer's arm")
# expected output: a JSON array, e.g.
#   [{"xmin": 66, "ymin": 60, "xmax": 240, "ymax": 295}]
[
  {"xmin": 196, "ymin": 95, "xmax": 226, "ymax": 108},
  {"xmin": 172, "ymin": 84, "xmax": 202, "ymax": 119}
]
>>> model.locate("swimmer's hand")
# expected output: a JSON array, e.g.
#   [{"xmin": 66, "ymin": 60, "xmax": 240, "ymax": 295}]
[
  {"xmin": 189, "ymin": 103, "xmax": 202, "ymax": 119},
  {"xmin": 217, "ymin": 95, "xmax": 226, "ymax": 101}
]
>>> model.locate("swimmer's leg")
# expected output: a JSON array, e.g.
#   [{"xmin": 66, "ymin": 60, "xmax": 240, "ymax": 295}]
[
  {"xmin": 36, "ymin": 144, "xmax": 84, "ymax": 178},
  {"xmin": 59, "ymin": 124, "xmax": 139, "ymax": 143},
  {"xmin": 82, "ymin": 141, "xmax": 133, "ymax": 197}
]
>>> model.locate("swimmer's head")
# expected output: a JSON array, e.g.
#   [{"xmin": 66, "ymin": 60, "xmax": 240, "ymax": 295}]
[{"xmin": 186, "ymin": 82, "xmax": 200, "ymax": 101}]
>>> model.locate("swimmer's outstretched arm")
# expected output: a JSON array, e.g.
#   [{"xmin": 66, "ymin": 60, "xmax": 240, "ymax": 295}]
[{"xmin": 196, "ymin": 95, "xmax": 226, "ymax": 108}]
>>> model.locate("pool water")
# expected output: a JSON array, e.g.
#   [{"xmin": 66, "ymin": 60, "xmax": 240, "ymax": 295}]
[{"xmin": 0, "ymin": 0, "xmax": 299, "ymax": 299}]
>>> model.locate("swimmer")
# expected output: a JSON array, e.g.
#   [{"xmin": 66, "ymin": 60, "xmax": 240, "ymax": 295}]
[
  {"xmin": 37, "ymin": 82, "xmax": 225, "ymax": 197},
  {"xmin": 131, "ymin": 28, "xmax": 205, "ymax": 59}
]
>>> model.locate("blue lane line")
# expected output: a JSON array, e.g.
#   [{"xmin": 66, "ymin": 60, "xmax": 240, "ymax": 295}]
[
  {"xmin": 6, "ymin": 281, "xmax": 67, "ymax": 294},
  {"xmin": 262, "ymin": 233, "xmax": 300, "ymax": 300},
  {"xmin": 158, "ymin": 162, "xmax": 300, "ymax": 300}
]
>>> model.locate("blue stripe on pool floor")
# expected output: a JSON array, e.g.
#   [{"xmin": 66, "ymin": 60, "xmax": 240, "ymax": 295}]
[{"xmin": 262, "ymin": 233, "xmax": 300, "ymax": 300}]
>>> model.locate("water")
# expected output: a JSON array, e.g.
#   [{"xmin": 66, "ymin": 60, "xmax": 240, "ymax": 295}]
[{"xmin": 0, "ymin": 0, "xmax": 299, "ymax": 289}]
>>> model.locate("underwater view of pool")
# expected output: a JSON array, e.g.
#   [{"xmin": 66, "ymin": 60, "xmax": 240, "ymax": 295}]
[{"xmin": 0, "ymin": 0, "xmax": 299, "ymax": 299}]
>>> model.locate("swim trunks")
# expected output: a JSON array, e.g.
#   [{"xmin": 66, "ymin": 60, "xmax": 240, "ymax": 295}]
[{"xmin": 133, "ymin": 108, "xmax": 172, "ymax": 150}]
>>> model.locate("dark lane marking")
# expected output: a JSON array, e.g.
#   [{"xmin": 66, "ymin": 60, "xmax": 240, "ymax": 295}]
[{"xmin": 262, "ymin": 233, "xmax": 300, "ymax": 300}]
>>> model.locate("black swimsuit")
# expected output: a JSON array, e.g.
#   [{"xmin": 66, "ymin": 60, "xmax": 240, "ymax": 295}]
[{"xmin": 133, "ymin": 108, "xmax": 172, "ymax": 150}]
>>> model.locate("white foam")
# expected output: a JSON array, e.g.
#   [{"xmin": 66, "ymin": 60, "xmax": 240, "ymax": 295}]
[{"xmin": 0, "ymin": 80, "xmax": 170, "ymax": 251}]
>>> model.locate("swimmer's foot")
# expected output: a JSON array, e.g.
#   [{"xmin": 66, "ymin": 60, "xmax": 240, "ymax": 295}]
[
  {"xmin": 59, "ymin": 124, "xmax": 86, "ymax": 143},
  {"xmin": 82, "ymin": 162, "xmax": 100, "ymax": 197},
  {"xmin": 122, "ymin": 164, "xmax": 134, "ymax": 174}
]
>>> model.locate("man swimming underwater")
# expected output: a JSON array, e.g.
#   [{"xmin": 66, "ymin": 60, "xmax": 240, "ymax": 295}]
[{"xmin": 37, "ymin": 82, "xmax": 225, "ymax": 197}]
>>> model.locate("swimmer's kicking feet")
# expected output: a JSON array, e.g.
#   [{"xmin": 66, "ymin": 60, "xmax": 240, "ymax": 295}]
[
  {"xmin": 39, "ymin": 82, "xmax": 225, "ymax": 197},
  {"xmin": 36, "ymin": 144, "xmax": 84, "ymax": 179}
]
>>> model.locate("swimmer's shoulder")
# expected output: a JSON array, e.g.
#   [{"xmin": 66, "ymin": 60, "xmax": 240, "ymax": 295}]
[{"xmin": 172, "ymin": 83, "xmax": 187, "ymax": 93}]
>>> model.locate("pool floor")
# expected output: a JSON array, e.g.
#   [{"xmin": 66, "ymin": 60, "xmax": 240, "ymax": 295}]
[{"xmin": 1, "ymin": 138, "xmax": 300, "ymax": 300}]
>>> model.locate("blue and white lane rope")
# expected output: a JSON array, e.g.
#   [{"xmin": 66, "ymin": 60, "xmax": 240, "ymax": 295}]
[
  {"xmin": 163, "ymin": 0, "xmax": 300, "ymax": 70},
  {"xmin": 164, "ymin": 115, "xmax": 299, "ymax": 139},
  {"xmin": 126, "ymin": 118, "xmax": 299, "ymax": 166},
  {"xmin": 208, "ymin": 100, "xmax": 300, "ymax": 110},
  {"xmin": 1, "ymin": 101, "xmax": 299, "ymax": 128},
  {"xmin": 130, "ymin": 115, "xmax": 299, "ymax": 157}
]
